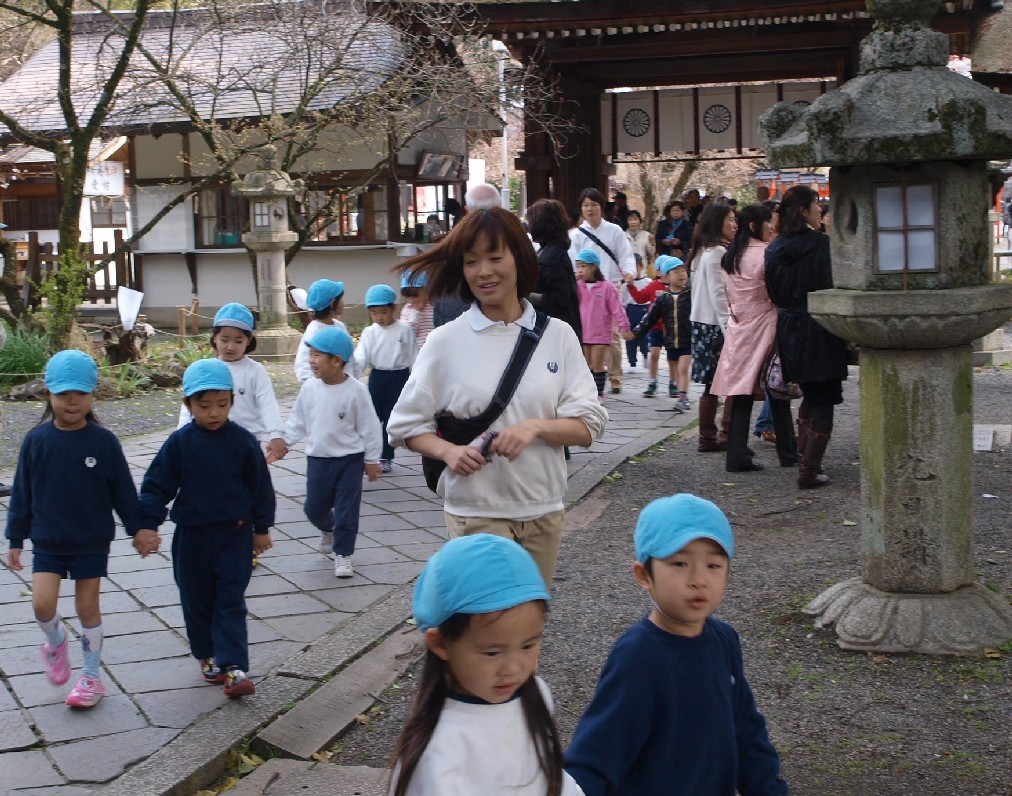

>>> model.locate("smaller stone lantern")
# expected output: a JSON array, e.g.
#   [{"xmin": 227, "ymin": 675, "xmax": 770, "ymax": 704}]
[
  {"xmin": 231, "ymin": 144, "xmax": 304, "ymax": 358},
  {"xmin": 760, "ymin": 0, "xmax": 1012, "ymax": 654}
]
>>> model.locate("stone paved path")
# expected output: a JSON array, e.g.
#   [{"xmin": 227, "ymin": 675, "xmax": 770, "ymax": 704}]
[{"xmin": 0, "ymin": 358, "xmax": 696, "ymax": 793}]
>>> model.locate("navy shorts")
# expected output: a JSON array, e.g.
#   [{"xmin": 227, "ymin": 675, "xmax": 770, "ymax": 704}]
[
  {"xmin": 33, "ymin": 551, "xmax": 108, "ymax": 580},
  {"xmin": 668, "ymin": 346, "xmax": 690, "ymax": 361},
  {"xmin": 646, "ymin": 329, "xmax": 664, "ymax": 348}
]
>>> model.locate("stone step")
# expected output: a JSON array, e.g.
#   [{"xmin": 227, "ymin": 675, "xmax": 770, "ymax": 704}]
[
  {"xmin": 253, "ymin": 625, "xmax": 420, "ymax": 760},
  {"xmin": 228, "ymin": 760, "xmax": 389, "ymax": 796}
]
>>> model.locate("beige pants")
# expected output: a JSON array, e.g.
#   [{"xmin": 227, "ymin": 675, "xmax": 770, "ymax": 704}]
[
  {"xmin": 443, "ymin": 509, "xmax": 565, "ymax": 587},
  {"xmin": 608, "ymin": 325, "xmax": 624, "ymax": 388}
]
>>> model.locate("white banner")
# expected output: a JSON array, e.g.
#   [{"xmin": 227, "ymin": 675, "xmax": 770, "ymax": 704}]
[{"xmin": 603, "ymin": 81, "xmax": 835, "ymax": 156}]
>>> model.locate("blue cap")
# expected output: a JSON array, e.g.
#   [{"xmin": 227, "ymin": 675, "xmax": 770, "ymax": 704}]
[
  {"xmin": 658, "ymin": 256, "xmax": 685, "ymax": 275},
  {"xmin": 213, "ymin": 302, "xmax": 255, "ymax": 332},
  {"xmin": 306, "ymin": 326, "xmax": 354, "ymax": 362},
  {"xmin": 413, "ymin": 534, "xmax": 550, "ymax": 632},
  {"xmin": 364, "ymin": 284, "xmax": 397, "ymax": 307},
  {"xmin": 182, "ymin": 358, "xmax": 233, "ymax": 397},
  {"xmin": 634, "ymin": 494, "xmax": 734, "ymax": 563},
  {"xmin": 575, "ymin": 249, "xmax": 600, "ymax": 266},
  {"xmin": 45, "ymin": 350, "xmax": 98, "ymax": 394},
  {"xmin": 400, "ymin": 270, "xmax": 427, "ymax": 289},
  {"xmin": 305, "ymin": 279, "xmax": 345, "ymax": 312}
]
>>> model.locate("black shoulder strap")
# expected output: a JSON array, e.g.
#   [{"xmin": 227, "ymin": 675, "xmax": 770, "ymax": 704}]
[
  {"xmin": 580, "ymin": 226, "xmax": 619, "ymax": 266},
  {"xmin": 472, "ymin": 311, "xmax": 550, "ymax": 427}
]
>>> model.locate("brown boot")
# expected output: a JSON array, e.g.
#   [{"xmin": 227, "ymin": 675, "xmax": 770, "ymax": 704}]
[
  {"xmin": 798, "ymin": 410, "xmax": 832, "ymax": 488},
  {"xmin": 698, "ymin": 393, "xmax": 723, "ymax": 451}
]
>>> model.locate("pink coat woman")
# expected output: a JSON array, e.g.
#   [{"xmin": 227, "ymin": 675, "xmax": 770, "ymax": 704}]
[{"xmin": 710, "ymin": 238, "xmax": 776, "ymax": 396}]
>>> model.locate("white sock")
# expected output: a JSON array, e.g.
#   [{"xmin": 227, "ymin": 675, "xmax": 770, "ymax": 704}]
[
  {"xmin": 38, "ymin": 614, "xmax": 66, "ymax": 648},
  {"xmin": 81, "ymin": 623, "xmax": 104, "ymax": 679}
]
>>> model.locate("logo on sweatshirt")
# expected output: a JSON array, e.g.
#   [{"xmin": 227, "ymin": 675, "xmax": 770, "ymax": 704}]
[
  {"xmin": 237, "ymin": 387, "xmax": 246, "ymax": 395},
  {"xmin": 85, "ymin": 457, "xmax": 97, "ymax": 468},
  {"xmin": 547, "ymin": 361, "xmax": 558, "ymax": 374},
  {"xmin": 339, "ymin": 412, "xmax": 346, "ymax": 420}
]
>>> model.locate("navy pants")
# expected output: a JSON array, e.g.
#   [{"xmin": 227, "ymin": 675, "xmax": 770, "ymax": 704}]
[
  {"xmin": 172, "ymin": 521, "xmax": 253, "ymax": 672},
  {"xmin": 369, "ymin": 368, "xmax": 410, "ymax": 461},
  {"xmin": 624, "ymin": 305, "xmax": 649, "ymax": 365},
  {"xmin": 305, "ymin": 453, "xmax": 364, "ymax": 556}
]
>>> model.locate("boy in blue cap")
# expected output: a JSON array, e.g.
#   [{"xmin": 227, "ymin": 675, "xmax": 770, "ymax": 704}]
[
  {"xmin": 282, "ymin": 326, "xmax": 382, "ymax": 578},
  {"xmin": 565, "ymin": 494, "xmax": 788, "ymax": 796},
  {"xmin": 352, "ymin": 284, "xmax": 416, "ymax": 473},
  {"xmin": 139, "ymin": 358, "xmax": 275, "ymax": 697},
  {"xmin": 294, "ymin": 278, "xmax": 347, "ymax": 383}
]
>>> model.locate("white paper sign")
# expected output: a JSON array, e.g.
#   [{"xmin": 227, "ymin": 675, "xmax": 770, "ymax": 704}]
[{"xmin": 84, "ymin": 161, "xmax": 125, "ymax": 197}]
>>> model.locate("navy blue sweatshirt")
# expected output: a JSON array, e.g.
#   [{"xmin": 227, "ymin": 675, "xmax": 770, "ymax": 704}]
[
  {"xmin": 5, "ymin": 421, "xmax": 142, "ymax": 553},
  {"xmin": 139, "ymin": 420, "xmax": 275, "ymax": 535},
  {"xmin": 566, "ymin": 616, "xmax": 788, "ymax": 796}
]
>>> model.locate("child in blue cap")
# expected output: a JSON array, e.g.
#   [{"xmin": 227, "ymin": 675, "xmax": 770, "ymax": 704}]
[
  {"xmin": 627, "ymin": 255, "xmax": 694, "ymax": 412},
  {"xmin": 5, "ymin": 350, "xmax": 153, "ymax": 709},
  {"xmin": 575, "ymin": 248, "xmax": 629, "ymax": 401},
  {"xmin": 282, "ymin": 326, "xmax": 382, "ymax": 578},
  {"xmin": 390, "ymin": 534, "xmax": 583, "ymax": 796},
  {"xmin": 294, "ymin": 278, "xmax": 348, "ymax": 383},
  {"xmin": 139, "ymin": 358, "xmax": 275, "ymax": 697},
  {"xmin": 398, "ymin": 269, "xmax": 434, "ymax": 350},
  {"xmin": 352, "ymin": 284, "xmax": 416, "ymax": 473},
  {"xmin": 565, "ymin": 494, "xmax": 788, "ymax": 796}
]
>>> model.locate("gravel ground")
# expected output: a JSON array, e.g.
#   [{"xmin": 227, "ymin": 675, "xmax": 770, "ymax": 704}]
[
  {"xmin": 329, "ymin": 366, "xmax": 1011, "ymax": 796},
  {"xmin": 0, "ymin": 357, "xmax": 302, "ymax": 473}
]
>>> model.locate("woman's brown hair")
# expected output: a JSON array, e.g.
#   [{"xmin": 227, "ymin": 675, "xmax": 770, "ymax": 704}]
[
  {"xmin": 526, "ymin": 199, "xmax": 571, "ymax": 248},
  {"xmin": 397, "ymin": 208, "xmax": 539, "ymax": 305},
  {"xmin": 777, "ymin": 185, "xmax": 820, "ymax": 237},
  {"xmin": 686, "ymin": 202, "xmax": 735, "ymax": 270}
]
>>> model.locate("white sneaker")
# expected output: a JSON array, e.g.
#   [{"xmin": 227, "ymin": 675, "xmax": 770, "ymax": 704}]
[
  {"xmin": 334, "ymin": 555, "xmax": 354, "ymax": 578},
  {"xmin": 319, "ymin": 531, "xmax": 334, "ymax": 554}
]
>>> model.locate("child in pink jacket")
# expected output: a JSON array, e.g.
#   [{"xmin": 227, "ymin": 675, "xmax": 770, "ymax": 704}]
[{"xmin": 576, "ymin": 249, "xmax": 630, "ymax": 401}]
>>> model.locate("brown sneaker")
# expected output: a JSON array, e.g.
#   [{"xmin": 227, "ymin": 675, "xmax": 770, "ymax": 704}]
[{"xmin": 761, "ymin": 430, "xmax": 777, "ymax": 444}]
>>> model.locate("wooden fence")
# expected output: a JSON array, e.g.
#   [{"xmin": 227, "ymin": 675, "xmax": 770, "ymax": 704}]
[{"xmin": 21, "ymin": 230, "xmax": 141, "ymax": 308}]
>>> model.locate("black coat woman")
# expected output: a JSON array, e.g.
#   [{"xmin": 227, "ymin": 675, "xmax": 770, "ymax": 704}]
[
  {"xmin": 527, "ymin": 199, "xmax": 583, "ymax": 341},
  {"xmin": 764, "ymin": 186, "xmax": 848, "ymax": 488}
]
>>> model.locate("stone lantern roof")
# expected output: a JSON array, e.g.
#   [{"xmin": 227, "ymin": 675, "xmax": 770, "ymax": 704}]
[{"xmin": 760, "ymin": 0, "xmax": 1012, "ymax": 167}]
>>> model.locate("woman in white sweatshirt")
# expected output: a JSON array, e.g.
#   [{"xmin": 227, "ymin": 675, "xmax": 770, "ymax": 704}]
[{"xmin": 387, "ymin": 208, "xmax": 607, "ymax": 585}]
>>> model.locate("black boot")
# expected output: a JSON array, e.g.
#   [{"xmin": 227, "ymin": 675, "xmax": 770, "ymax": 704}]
[
  {"xmin": 770, "ymin": 398, "xmax": 798, "ymax": 467},
  {"xmin": 726, "ymin": 396, "xmax": 763, "ymax": 472}
]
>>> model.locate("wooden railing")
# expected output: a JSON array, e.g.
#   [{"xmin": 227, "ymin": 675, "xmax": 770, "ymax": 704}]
[{"xmin": 22, "ymin": 230, "xmax": 141, "ymax": 308}]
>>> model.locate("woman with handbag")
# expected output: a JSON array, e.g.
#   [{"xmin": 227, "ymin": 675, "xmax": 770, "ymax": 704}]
[
  {"xmin": 764, "ymin": 186, "xmax": 849, "ymax": 489},
  {"xmin": 710, "ymin": 205, "xmax": 798, "ymax": 472},
  {"xmin": 387, "ymin": 208, "xmax": 607, "ymax": 584}
]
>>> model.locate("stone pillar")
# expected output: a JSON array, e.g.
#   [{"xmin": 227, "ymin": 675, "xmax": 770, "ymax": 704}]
[{"xmin": 860, "ymin": 345, "xmax": 974, "ymax": 593}]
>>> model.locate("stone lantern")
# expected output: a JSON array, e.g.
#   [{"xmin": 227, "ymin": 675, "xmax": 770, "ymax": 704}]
[
  {"xmin": 231, "ymin": 144, "xmax": 304, "ymax": 358},
  {"xmin": 760, "ymin": 0, "xmax": 1012, "ymax": 654}
]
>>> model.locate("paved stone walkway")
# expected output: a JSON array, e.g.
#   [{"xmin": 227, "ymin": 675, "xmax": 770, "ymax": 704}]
[{"xmin": 0, "ymin": 358, "xmax": 697, "ymax": 793}]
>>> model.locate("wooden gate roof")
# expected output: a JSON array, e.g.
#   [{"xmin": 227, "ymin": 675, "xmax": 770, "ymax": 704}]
[{"xmin": 472, "ymin": 0, "xmax": 994, "ymax": 88}]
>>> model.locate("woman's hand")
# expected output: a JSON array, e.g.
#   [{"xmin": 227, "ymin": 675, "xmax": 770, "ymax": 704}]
[
  {"xmin": 489, "ymin": 420, "xmax": 542, "ymax": 462},
  {"xmin": 445, "ymin": 443, "xmax": 488, "ymax": 476}
]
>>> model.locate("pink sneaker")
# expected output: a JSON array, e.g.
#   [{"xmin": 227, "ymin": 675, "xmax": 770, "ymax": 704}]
[
  {"xmin": 65, "ymin": 675, "xmax": 105, "ymax": 708},
  {"xmin": 41, "ymin": 639, "xmax": 71, "ymax": 686}
]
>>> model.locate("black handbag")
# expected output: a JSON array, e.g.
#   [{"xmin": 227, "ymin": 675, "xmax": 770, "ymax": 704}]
[{"xmin": 421, "ymin": 311, "xmax": 550, "ymax": 493}]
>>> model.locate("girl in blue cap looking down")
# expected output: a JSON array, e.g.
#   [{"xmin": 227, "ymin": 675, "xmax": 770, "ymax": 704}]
[{"xmin": 390, "ymin": 534, "xmax": 583, "ymax": 796}]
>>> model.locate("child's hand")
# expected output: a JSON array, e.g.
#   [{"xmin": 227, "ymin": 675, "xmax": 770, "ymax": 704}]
[
  {"xmin": 133, "ymin": 529, "xmax": 161, "ymax": 557},
  {"xmin": 621, "ymin": 330, "xmax": 636, "ymax": 341},
  {"xmin": 6, "ymin": 548, "xmax": 23, "ymax": 571},
  {"xmin": 265, "ymin": 438, "xmax": 289, "ymax": 464},
  {"xmin": 253, "ymin": 533, "xmax": 273, "ymax": 556},
  {"xmin": 622, "ymin": 273, "xmax": 634, "ymax": 284},
  {"xmin": 364, "ymin": 462, "xmax": 382, "ymax": 482}
]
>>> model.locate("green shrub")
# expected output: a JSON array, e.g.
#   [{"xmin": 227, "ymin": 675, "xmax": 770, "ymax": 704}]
[
  {"xmin": 0, "ymin": 323, "xmax": 51, "ymax": 386},
  {"xmin": 171, "ymin": 338, "xmax": 210, "ymax": 367}
]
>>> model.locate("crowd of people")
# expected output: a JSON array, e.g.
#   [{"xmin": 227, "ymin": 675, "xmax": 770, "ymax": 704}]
[{"xmin": 3, "ymin": 180, "xmax": 848, "ymax": 794}]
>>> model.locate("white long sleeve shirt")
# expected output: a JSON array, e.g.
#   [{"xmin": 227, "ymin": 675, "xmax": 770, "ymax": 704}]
[
  {"xmin": 568, "ymin": 219, "xmax": 637, "ymax": 284},
  {"xmin": 294, "ymin": 318, "xmax": 349, "ymax": 383},
  {"xmin": 352, "ymin": 320, "xmax": 416, "ymax": 374},
  {"xmin": 689, "ymin": 245, "xmax": 730, "ymax": 331},
  {"xmin": 282, "ymin": 375, "xmax": 383, "ymax": 462},
  {"xmin": 389, "ymin": 678, "xmax": 585, "ymax": 796},
  {"xmin": 387, "ymin": 301, "xmax": 607, "ymax": 519},
  {"xmin": 177, "ymin": 356, "xmax": 283, "ymax": 440}
]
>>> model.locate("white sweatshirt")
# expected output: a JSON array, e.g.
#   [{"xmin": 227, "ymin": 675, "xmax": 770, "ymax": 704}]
[
  {"xmin": 282, "ymin": 375, "xmax": 383, "ymax": 462},
  {"xmin": 178, "ymin": 356, "xmax": 283, "ymax": 440},
  {"xmin": 294, "ymin": 318, "xmax": 349, "ymax": 383},
  {"xmin": 352, "ymin": 320, "xmax": 416, "ymax": 373},
  {"xmin": 387, "ymin": 301, "xmax": 607, "ymax": 519},
  {"xmin": 389, "ymin": 677, "xmax": 585, "ymax": 796}
]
